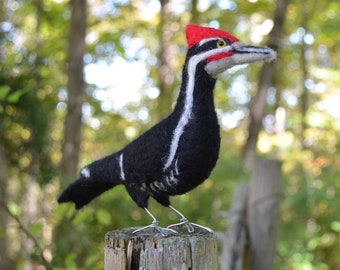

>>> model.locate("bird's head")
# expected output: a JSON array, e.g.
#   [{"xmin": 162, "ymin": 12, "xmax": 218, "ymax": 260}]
[{"xmin": 186, "ymin": 24, "xmax": 276, "ymax": 77}]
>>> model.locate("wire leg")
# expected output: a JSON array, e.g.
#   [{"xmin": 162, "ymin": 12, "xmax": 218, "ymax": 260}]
[
  {"xmin": 133, "ymin": 208, "xmax": 178, "ymax": 236},
  {"xmin": 167, "ymin": 205, "xmax": 214, "ymax": 233}
]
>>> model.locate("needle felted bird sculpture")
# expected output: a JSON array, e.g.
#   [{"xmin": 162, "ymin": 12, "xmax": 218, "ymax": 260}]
[{"xmin": 58, "ymin": 24, "xmax": 276, "ymax": 234}]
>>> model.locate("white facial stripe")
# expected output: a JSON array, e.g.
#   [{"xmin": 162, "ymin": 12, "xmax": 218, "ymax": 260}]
[
  {"xmin": 199, "ymin": 37, "xmax": 220, "ymax": 47},
  {"xmin": 163, "ymin": 47, "xmax": 231, "ymax": 170},
  {"xmin": 119, "ymin": 153, "xmax": 125, "ymax": 181},
  {"xmin": 80, "ymin": 167, "xmax": 90, "ymax": 178},
  {"xmin": 164, "ymin": 46, "xmax": 232, "ymax": 170}
]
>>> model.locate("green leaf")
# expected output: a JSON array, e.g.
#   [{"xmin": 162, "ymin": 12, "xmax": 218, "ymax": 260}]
[
  {"xmin": 330, "ymin": 221, "xmax": 340, "ymax": 232},
  {"xmin": 29, "ymin": 222, "xmax": 43, "ymax": 236},
  {"xmin": 8, "ymin": 202, "xmax": 21, "ymax": 216},
  {"xmin": 7, "ymin": 88, "xmax": 29, "ymax": 103},
  {"xmin": 0, "ymin": 85, "xmax": 10, "ymax": 100},
  {"xmin": 96, "ymin": 208, "xmax": 111, "ymax": 225},
  {"xmin": 65, "ymin": 253, "xmax": 77, "ymax": 268},
  {"xmin": 85, "ymin": 253, "xmax": 101, "ymax": 268},
  {"xmin": 0, "ymin": 226, "xmax": 4, "ymax": 237},
  {"xmin": 16, "ymin": 259, "xmax": 27, "ymax": 270}
]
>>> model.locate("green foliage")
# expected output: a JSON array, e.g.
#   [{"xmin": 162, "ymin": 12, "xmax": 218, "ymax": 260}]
[
  {"xmin": 0, "ymin": 85, "xmax": 30, "ymax": 113},
  {"xmin": 0, "ymin": 86, "xmax": 10, "ymax": 100}
]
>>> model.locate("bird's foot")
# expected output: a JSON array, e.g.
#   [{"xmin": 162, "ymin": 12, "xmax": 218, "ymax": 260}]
[
  {"xmin": 132, "ymin": 220, "xmax": 178, "ymax": 236},
  {"xmin": 167, "ymin": 218, "xmax": 214, "ymax": 234}
]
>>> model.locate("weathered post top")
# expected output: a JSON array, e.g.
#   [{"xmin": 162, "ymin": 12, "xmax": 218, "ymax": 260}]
[{"xmin": 105, "ymin": 227, "xmax": 218, "ymax": 270}]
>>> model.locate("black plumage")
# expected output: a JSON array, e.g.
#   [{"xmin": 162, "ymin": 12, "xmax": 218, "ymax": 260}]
[{"xmin": 58, "ymin": 24, "xmax": 276, "ymax": 233}]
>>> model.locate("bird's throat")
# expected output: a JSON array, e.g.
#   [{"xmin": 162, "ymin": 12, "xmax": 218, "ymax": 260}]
[{"xmin": 163, "ymin": 57, "xmax": 217, "ymax": 171}]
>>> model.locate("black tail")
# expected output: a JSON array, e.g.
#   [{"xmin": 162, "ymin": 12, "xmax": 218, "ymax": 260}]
[{"xmin": 58, "ymin": 179, "xmax": 118, "ymax": 209}]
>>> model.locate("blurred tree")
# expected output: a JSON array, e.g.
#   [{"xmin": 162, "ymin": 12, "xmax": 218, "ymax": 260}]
[
  {"xmin": 0, "ymin": 2, "xmax": 10, "ymax": 269},
  {"xmin": 0, "ymin": 144, "xmax": 13, "ymax": 270},
  {"xmin": 157, "ymin": 0, "xmax": 179, "ymax": 119},
  {"xmin": 243, "ymin": 0, "xmax": 289, "ymax": 169},
  {"xmin": 54, "ymin": 0, "xmax": 88, "ymax": 268},
  {"xmin": 61, "ymin": 0, "xmax": 87, "ymax": 179},
  {"xmin": 0, "ymin": 0, "xmax": 66, "ymax": 268}
]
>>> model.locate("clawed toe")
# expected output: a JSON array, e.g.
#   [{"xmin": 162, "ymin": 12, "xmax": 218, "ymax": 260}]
[
  {"xmin": 167, "ymin": 218, "xmax": 194, "ymax": 233},
  {"xmin": 133, "ymin": 221, "xmax": 178, "ymax": 236},
  {"xmin": 189, "ymin": 222, "xmax": 214, "ymax": 233},
  {"xmin": 167, "ymin": 205, "xmax": 213, "ymax": 233},
  {"xmin": 167, "ymin": 219, "xmax": 213, "ymax": 233},
  {"xmin": 135, "ymin": 206, "xmax": 213, "ymax": 236}
]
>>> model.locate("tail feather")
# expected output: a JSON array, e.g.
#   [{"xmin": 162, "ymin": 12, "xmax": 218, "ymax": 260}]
[{"xmin": 58, "ymin": 179, "xmax": 117, "ymax": 209}]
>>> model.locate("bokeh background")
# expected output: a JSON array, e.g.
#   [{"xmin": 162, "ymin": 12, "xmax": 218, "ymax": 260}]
[{"xmin": 0, "ymin": 0, "xmax": 339, "ymax": 269}]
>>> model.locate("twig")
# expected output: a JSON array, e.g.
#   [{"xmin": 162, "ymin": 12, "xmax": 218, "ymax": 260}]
[{"xmin": 0, "ymin": 200, "xmax": 53, "ymax": 270}]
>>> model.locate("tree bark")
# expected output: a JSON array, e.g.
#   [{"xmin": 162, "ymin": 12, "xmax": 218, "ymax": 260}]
[
  {"xmin": 299, "ymin": 1, "xmax": 310, "ymax": 149},
  {"xmin": 243, "ymin": 0, "xmax": 289, "ymax": 169},
  {"xmin": 105, "ymin": 228, "xmax": 218, "ymax": 270},
  {"xmin": 61, "ymin": 0, "xmax": 87, "ymax": 179},
  {"xmin": 247, "ymin": 159, "xmax": 282, "ymax": 270},
  {"xmin": 0, "ymin": 5, "xmax": 8, "ymax": 267},
  {"xmin": 190, "ymin": 0, "xmax": 199, "ymax": 24},
  {"xmin": 157, "ymin": 0, "xmax": 179, "ymax": 120},
  {"xmin": 0, "ymin": 144, "xmax": 13, "ymax": 270},
  {"xmin": 220, "ymin": 182, "xmax": 248, "ymax": 270}
]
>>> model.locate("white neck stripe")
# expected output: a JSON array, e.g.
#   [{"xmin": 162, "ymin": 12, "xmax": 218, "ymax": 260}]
[{"xmin": 163, "ymin": 48, "xmax": 230, "ymax": 170}]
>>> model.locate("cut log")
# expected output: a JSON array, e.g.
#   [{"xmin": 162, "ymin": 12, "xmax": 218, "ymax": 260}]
[{"xmin": 105, "ymin": 227, "xmax": 218, "ymax": 270}]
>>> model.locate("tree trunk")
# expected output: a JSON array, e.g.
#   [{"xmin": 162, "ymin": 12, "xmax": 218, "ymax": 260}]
[
  {"xmin": 190, "ymin": 0, "xmax": 199, "ymax": 24},
  {"xmin": 247, "ymin": 159, "xmax": 282, "ymax": 270},
  {"xmin": 243, "ymin": 0, "xmax": 289, "ymax": 169},
  {"xmin": 299, "ymin": 1, "xmax": 310, "ymax": 150},
  {"xmin": 0, "ymin": 5, "xmax": 8, "ymax": 267},
  {"xmin": 220, "ymin": 182, "xmax": 248, "ymax": 270},
  {"xmin": 61, "ymin": 0, "xmax": 87, "ymax": 179},
  {"xmin": 22, "ymin": 1, "xmax": 44, "ymax": 269},
  {"xmin": 156, "ymin": 0, "xmax": 179, "ymax": 120},
  {"xmin": 0, "ymin": 144, "xmax": 13, "ymax": 270}
]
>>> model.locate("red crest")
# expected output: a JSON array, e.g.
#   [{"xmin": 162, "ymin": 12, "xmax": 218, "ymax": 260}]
[{"xmin": 186, "ymin": 24, "xmax": 239, "ymax": 49}]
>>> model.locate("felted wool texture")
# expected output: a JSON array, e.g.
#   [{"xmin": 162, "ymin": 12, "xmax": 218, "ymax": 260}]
[
  {"xmin": 58, "ymin": 24, "xmax": 276, "ymax": 221},
  {"xmin": 205, "ymin": 42, "xmax": 277, "ymax": 77},
  {"xmin": 186, "ymin": 24, "xmax": 239, "ymax": 49}
]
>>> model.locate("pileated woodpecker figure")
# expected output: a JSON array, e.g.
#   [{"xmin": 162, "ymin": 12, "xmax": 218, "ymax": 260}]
[{"xmin": 58, "ymin": 24, "xmax": 276, "ymax": 234}]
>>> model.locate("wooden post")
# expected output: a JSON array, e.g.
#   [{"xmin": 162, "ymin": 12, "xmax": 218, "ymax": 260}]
[
  {"xmin": 220, "ymin": 182, "xmax": 248, "ymax": 270},
  {"xmin": 105, "ymin": 227, "xmax": 218, "ymax": 270},
  {"xmin": 247, "ymin": 158, "xmax": 282, "ymax": 270}
]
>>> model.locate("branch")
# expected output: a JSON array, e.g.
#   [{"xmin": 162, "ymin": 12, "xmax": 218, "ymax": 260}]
[{"xmin": 0, "ymin": 200, "xmax": 53, "ymax": 270}]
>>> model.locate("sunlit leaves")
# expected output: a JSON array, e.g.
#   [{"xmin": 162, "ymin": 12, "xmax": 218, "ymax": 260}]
[
  {"xmin": 0, "ymin": 85, "xmax": 30, "ymax": 113},
  {"xmin": 95, "ymin": 209, "xmax": 111, "ymax": 225},
  {"xmin": 0, "ymin": 85, "xmax": 10, "ymax": 100}
]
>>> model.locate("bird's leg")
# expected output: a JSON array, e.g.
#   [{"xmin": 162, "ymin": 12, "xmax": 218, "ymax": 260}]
[
  {"xmin": 167, "ymin": 205, "xmax": 214, "ymax": 233},
  {"xmin": 132, "ymin": 208, "xmax": 178, "ymax": 236}
]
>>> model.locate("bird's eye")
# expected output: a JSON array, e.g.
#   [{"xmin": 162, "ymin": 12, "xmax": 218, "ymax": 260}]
[{"xmin": 216, "ymin": 39, "xmax": 227, "ymax": 48}]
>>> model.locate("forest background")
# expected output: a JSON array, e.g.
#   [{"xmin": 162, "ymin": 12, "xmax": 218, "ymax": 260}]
[{"xmin": 0, "ymin": 0, "xmax": 339, "ymax": 269}]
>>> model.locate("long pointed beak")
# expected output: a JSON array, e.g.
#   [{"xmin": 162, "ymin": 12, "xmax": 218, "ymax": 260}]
[{"xmin": 205, "ymin": 42, "xmax": 277, "ymax": 77}]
